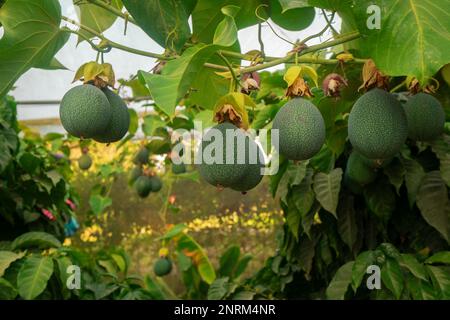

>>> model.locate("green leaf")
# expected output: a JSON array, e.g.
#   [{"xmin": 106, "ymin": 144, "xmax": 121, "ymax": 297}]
[
  {"xmin": 278, "ymin": 161, "xmax": 308, "ymax": 205},
  {"xmin": 403, "ymin": 159, "xmax": 425, "ymax": 207},
  {"xmin": 383, "ymin": 158, "xmax": 406, "ymax": 195},
  {"xmin": 292, "ymin": 169, "xmax": 315, "ymax": 237},
  {"xmin": 326, "ymin": 261, "xmax": 354, "ymax": 300},
  {"xmin": 161, "ymin": 222, "xmax": 186, "ymax": 239},
  {"xmin": 89, "ymin": 194, "xmax": 112, "ymax": 216},
  {"xmin": 278, "ymin": 0, "xmax": 309, "ymax": 11},
  {"xmin": 118, "ymin": 78, "xmax": 150, "ymax": 98},
  {"xmin": 298, "ymin": 235, "xmax": 315, "ymax": 276},
  {"xmin": 337, "ymin": 194, "xmax": 358, "ymax": 250},
  {"xmin": 213, "ymin": 5, "xmax": 240, "ymax": 47},
  {"xmin": 351, "ymin": 251, "xmax": 374, "ymax": 291},
  {"xmin": 207, "ymin": 277, "xmax": 230, "ymax": 300},
  {"xmin": 139, "ymin": 44, "xmax": 219, "ymax": 117},
  {"xmin": 0, "ymin": 278, "xmax": 17, "ymax": 300},
  {"xmin": 431, "ymin": 138, "xmax": 450, "ymax": 188},
  {"xmin": 352, "ymin": 0, "xmax": 450, "ymax": 84},
  {"xmin": 73, "ymin": 0, "xmax": 122, "ymax": 43},
  {"xmin": 122, "ymin": 0, "xmax": 191, "ymax": 52},
  {"xmin": 219, "ymin": 245, "xmax": 240, "ymax": 278},
  {"xmin": 407, "ymin": 275, "xmax": 438, "ymax": 300},
  {"xmin": 36, "ymin": 58, "xmax": 67, "ymax": 70},
  {"xmin": 11, "ymin": 232, "xmax": 61, "ymax": 250},
  {"xmin": 426, "ymin": 265, "xmax": 450, "ymax": 299},
  {"xmin": 416, "ymin": 171, "xmax": 450, "ymax": 242},
  {"xmin": 18, "ymin": 256, "xmax": 54, "ymax": 300},
  {"xmin": 381, "ymin": 258, "xmax": 404, "ymax": 299},
  {"xmin": 176, "ymin": 233, "xmax": 216, "ymax": 284},
  {"xmin": 0, "ymin": 251, "xmax": 25, "ymax": 277},
  {"xmin": 192, "ymin": 0, "xmax": 268, "ymax": 43},
  {"xmin": 128, "ymin": 108, "xmax": 139, "ymax": 134},
  {"xmin": 0, "ymin": 0, "xmax": 69, "ymax": 98},
  {"xmin": 425, "ymin": 251, "xmax": 450, "ymax": 265},
  {"xmin": 194, "ymin": 110, "xmax": 215, "ymax": 129},
  {"xmin": 56, "ymin": 256, "xmax": 72, "ymax": 298},
  {"xmin": 399, "ymin": 254, "xmax": 428, "ymax": 282},
  {"xmin": 313, "ymin": 168, "xmax": 343, "ymax": 218},
  {"xmin": 177, "ymin": 251, "xmax": 192, "ymax": 272},
  {"xmin": 363, "ymin": 181, "xmax": 396, "ymax": 222},
  {"xmin": 234, "ymin": 254, "xmax": 252, "ymax": 279}
]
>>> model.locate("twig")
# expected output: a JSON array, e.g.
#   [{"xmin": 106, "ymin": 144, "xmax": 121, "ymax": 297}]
[{"xmin": 85, "ymin": 0, "xmax": 137, "ymax": 25}]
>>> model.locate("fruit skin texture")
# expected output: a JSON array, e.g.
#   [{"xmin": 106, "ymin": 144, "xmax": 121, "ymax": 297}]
[
  {"xmin": 272, "ymin": 98, "xmax": 326, "ymax": 160},
  {"xmin": 153, "ymin": 258, "xmax": 172, "ymax": 277},
  {"xmin": 149, "ymin": 176, "xmax": 162, "ymax": 192},
  {"xmin": 60, "ymin": 84, "xmax": 111, "ymax": 138},
  {"xmin": 78, "ymin": 154, "xmax": 92, "ymax": 170},
  {"xmin": 134, "ymin": 176, "xmax": 152, "ymax": 198},
  {"xmin": 128, "ymin": 166, "xmax": 142, "ymax": 185},
  {"xmin": 344, "ymin": 151, "xmax": 377, "ymax": 187},
  {"xmin": 348, "ymin": 88, "xmax": 407, "ymax": 159},
  {"xmin": 197, "ymin": 122, "xmax": 255, "ymax": 188},
  {"xmin": 172, "ymin": 162, "xmax": 186, "ymax": 174},
  {"xmin": 403, "ymin": 93, "xmax": 445, "ymax": 141},
  {"xmin": 93, "ymin": 89, "xmax": 130, "ymax": 143},
  {"xmin": 134, "ymin": 147, "xmax": 149, "ymax": 165},
  {"xmin": 230, "ymin": 141, "xmax": 265, "ymax": 192}
]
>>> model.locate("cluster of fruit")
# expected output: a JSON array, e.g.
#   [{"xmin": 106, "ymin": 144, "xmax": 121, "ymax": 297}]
[
  {"xmin": 128, "ymin": 147, "xmax": 163, "ymax": 198},
  {"xmin": 60, "ymin": 84, "xmax": 130, "ymax": 143}
]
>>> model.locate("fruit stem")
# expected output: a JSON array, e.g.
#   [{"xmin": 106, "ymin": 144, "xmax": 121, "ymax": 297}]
[{"xmin": 216, "ymin": 52, "xmax": 240, "ymax": 92}]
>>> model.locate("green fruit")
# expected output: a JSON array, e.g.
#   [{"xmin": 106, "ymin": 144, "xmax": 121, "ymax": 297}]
[
  {"xmin": 403, "ymin": 93, "xmax": 445, "ymax": 141},
  {"xmin": 128, "ymin": 166, "xmax": 143, "ymax": 185},
  {"xmin": 149, "ymin": 176, "xmax": 162, "ymax": 192},
  {"xmin": 134, "ymin": 176, "xmax": 152, "ymax": 198},
  {"xmin": 78, "ymin": 154, "xmax": 92, "ymax": 170},
  {"xmin": 172, "ymin": 162, "xmax": 186, "ymax": 174},
  {"xmin": 348, "ymin": 88, "xmax": 407, "ymax": 159},
  {"xmin": 60, "ymin": 84, "xmax": 111, "ymax": 138},
  {"xmin": 344, "ymin": 151, "xmax": 377, "ymax": 186},
  {"xmin": 269, "ymin": 0, "xmax": 315, "ymax": 31},
  {"xmin": 197, "ymin": 122, "xmax": 255, "ymax": 188},
  {"xmin": 134, "ymin": 147, "xmax": 149, "ymax": 165},
  {"xmin": 93, "ymin": 89, "xmax": 130, "ymax": 143},
  {"xmin": 272, "ymin": 98, "xmax": 326, "ymax": 160},
  {"xmin": 153, "ymin": 258, "xmax": 172, "ymax": 277},
  {"xmin": 230, "ymin": 141, "xmax": 265, "ymax": 192}
]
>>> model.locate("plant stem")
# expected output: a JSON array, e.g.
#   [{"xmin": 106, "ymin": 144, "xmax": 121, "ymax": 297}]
[
  {"xmin": 216, "ymin": 52, "xmax": 240, "ymax": 91},
  {"xmin": 62, "ymin": 16, "xmax": 169, "ymax": 60},
  {"xmin": 300, "ymin": 11, "xmax": 335, "ymax": 45},
  {"xmin": 86, "ymin": 0, "xmax": 136, "ymax": 24}
]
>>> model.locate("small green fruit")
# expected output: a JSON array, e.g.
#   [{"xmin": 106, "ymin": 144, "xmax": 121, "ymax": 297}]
[
  {"xmin": 172, "ymin": 162, "xmax": 186, "ymax": 174},
  {"xmin": 149, "ymin": 176, "xmax": 162, "ymax": 192},
  {"xmin": 134, "ymin": 147, "xmax": 149, "ymax": 165},
  {"xmin": 153, "ymin": 258, "xmax": 172, "ymax": 277},
  {"xmin": 78, "ymin": 154, "xmax": 92, "ymax": 170},
  {"xmin": 128, "ymin": 166, "xmax": 143, "ymax": 185},
  {"xmin": 344, "ymin": 151, "xmax": 377, "ymax": 186},
  {"xmin": 134, "ymin": 176, "xmax": 152, "ymax": 198}
]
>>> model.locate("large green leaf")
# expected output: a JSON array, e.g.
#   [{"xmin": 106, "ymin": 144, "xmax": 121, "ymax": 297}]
[
  {"xmin": 399, "ymin": 254, "xmax": 428, "ymax": 282},
  {"xmin": 351, "ymin": 250, "xmax": 375, "ymax": 291},
  {"xmin": 0, "ymin": 278, "xmax": 17, "ymax": 300},
  {"xmin": 176, "ymin": 233, "xmax": 216, "ymax": 284},
  {"xmin": 425, "ymin": 251, "xmax": 450, "ymax": 265},
  {"xmin": 403, "ymin": 159, "xmax": 425, "ymax": 207},
  {"xmin": 326, "ymin": 261, "xmax": 354, "ymax": 300},
  {"xmin": 213, "ymin": 5, "xmax": 240, "ymax": 47},
  {"xmin": 89, "ymin": 194, "xmax": 113, "ymax": 216},
  {"xmin": 139, "ymin": 44, "xmax": 219, "ymax": 117},
  {"xmin": 278, "ymin": 161, "xmax": 308, "ymax": 205},
  {"xmin": 0, "ymin": 251, "xmax": 25, "ymax": 277},
  {"xmin": 122, "ymin": 0, "xmax": 191, "ymax": 52},
  {"xmin": 207, "ymin": 277, "xmax": 230, "ymax": 300},
  {"xmin": 0, "ymin": 0, "xmax": 69, "ymax": 98},
  {"xmin": 337, "ymin": 194, "xmax": 358, "ymax": 250},
  {"xmin": 381, "ymin": 258, "xmax": 404, "ymax": 299},
  {"xmin": 11, "ymin": 232, "xmax": 61, "ymax": 250},
  {"xmin": 73, "ymin": 0, "xmax": 122, "ymax": 43},
  {"xmin": 292, "ymin": 169, "xmax": 315, "ymax": 237},
  {"xmin": 313, "ymin": 168, "xmax": 342, "ymax": 218},
  {"xmin": 192, "ymin": 0, "xmax": 269, "ymax": 43},
  {"xmin": 352, "ymin": 0, "xmax": 450, "ymax": 84},
  {"xmin": 17, "ymin": 256, "xmax": 54, "ymax": 300},
  {"xmin": 426, "ymin": 265, "xmax": 450, "ymax": 299},
  {"xmin": 219, "ymin": 245, "xmax": 240, "ymax": 278},
  {"xmin": 416, "ymin": 171, "xmax": 449, "ymax": 242}
]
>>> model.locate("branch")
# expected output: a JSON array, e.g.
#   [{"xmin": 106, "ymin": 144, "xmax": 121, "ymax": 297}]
[
  {"xmin": 300, "ymin": 12, "xmax": 335, "ymax": 45},
  {"xmin": 62, "ymin": 16, "xmax": 169, "ymax": 60}
]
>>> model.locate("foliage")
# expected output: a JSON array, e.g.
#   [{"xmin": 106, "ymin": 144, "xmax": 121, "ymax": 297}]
[{"xmin": 0, "ymin": 0, "xmax": 449, "ymax": 300}]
